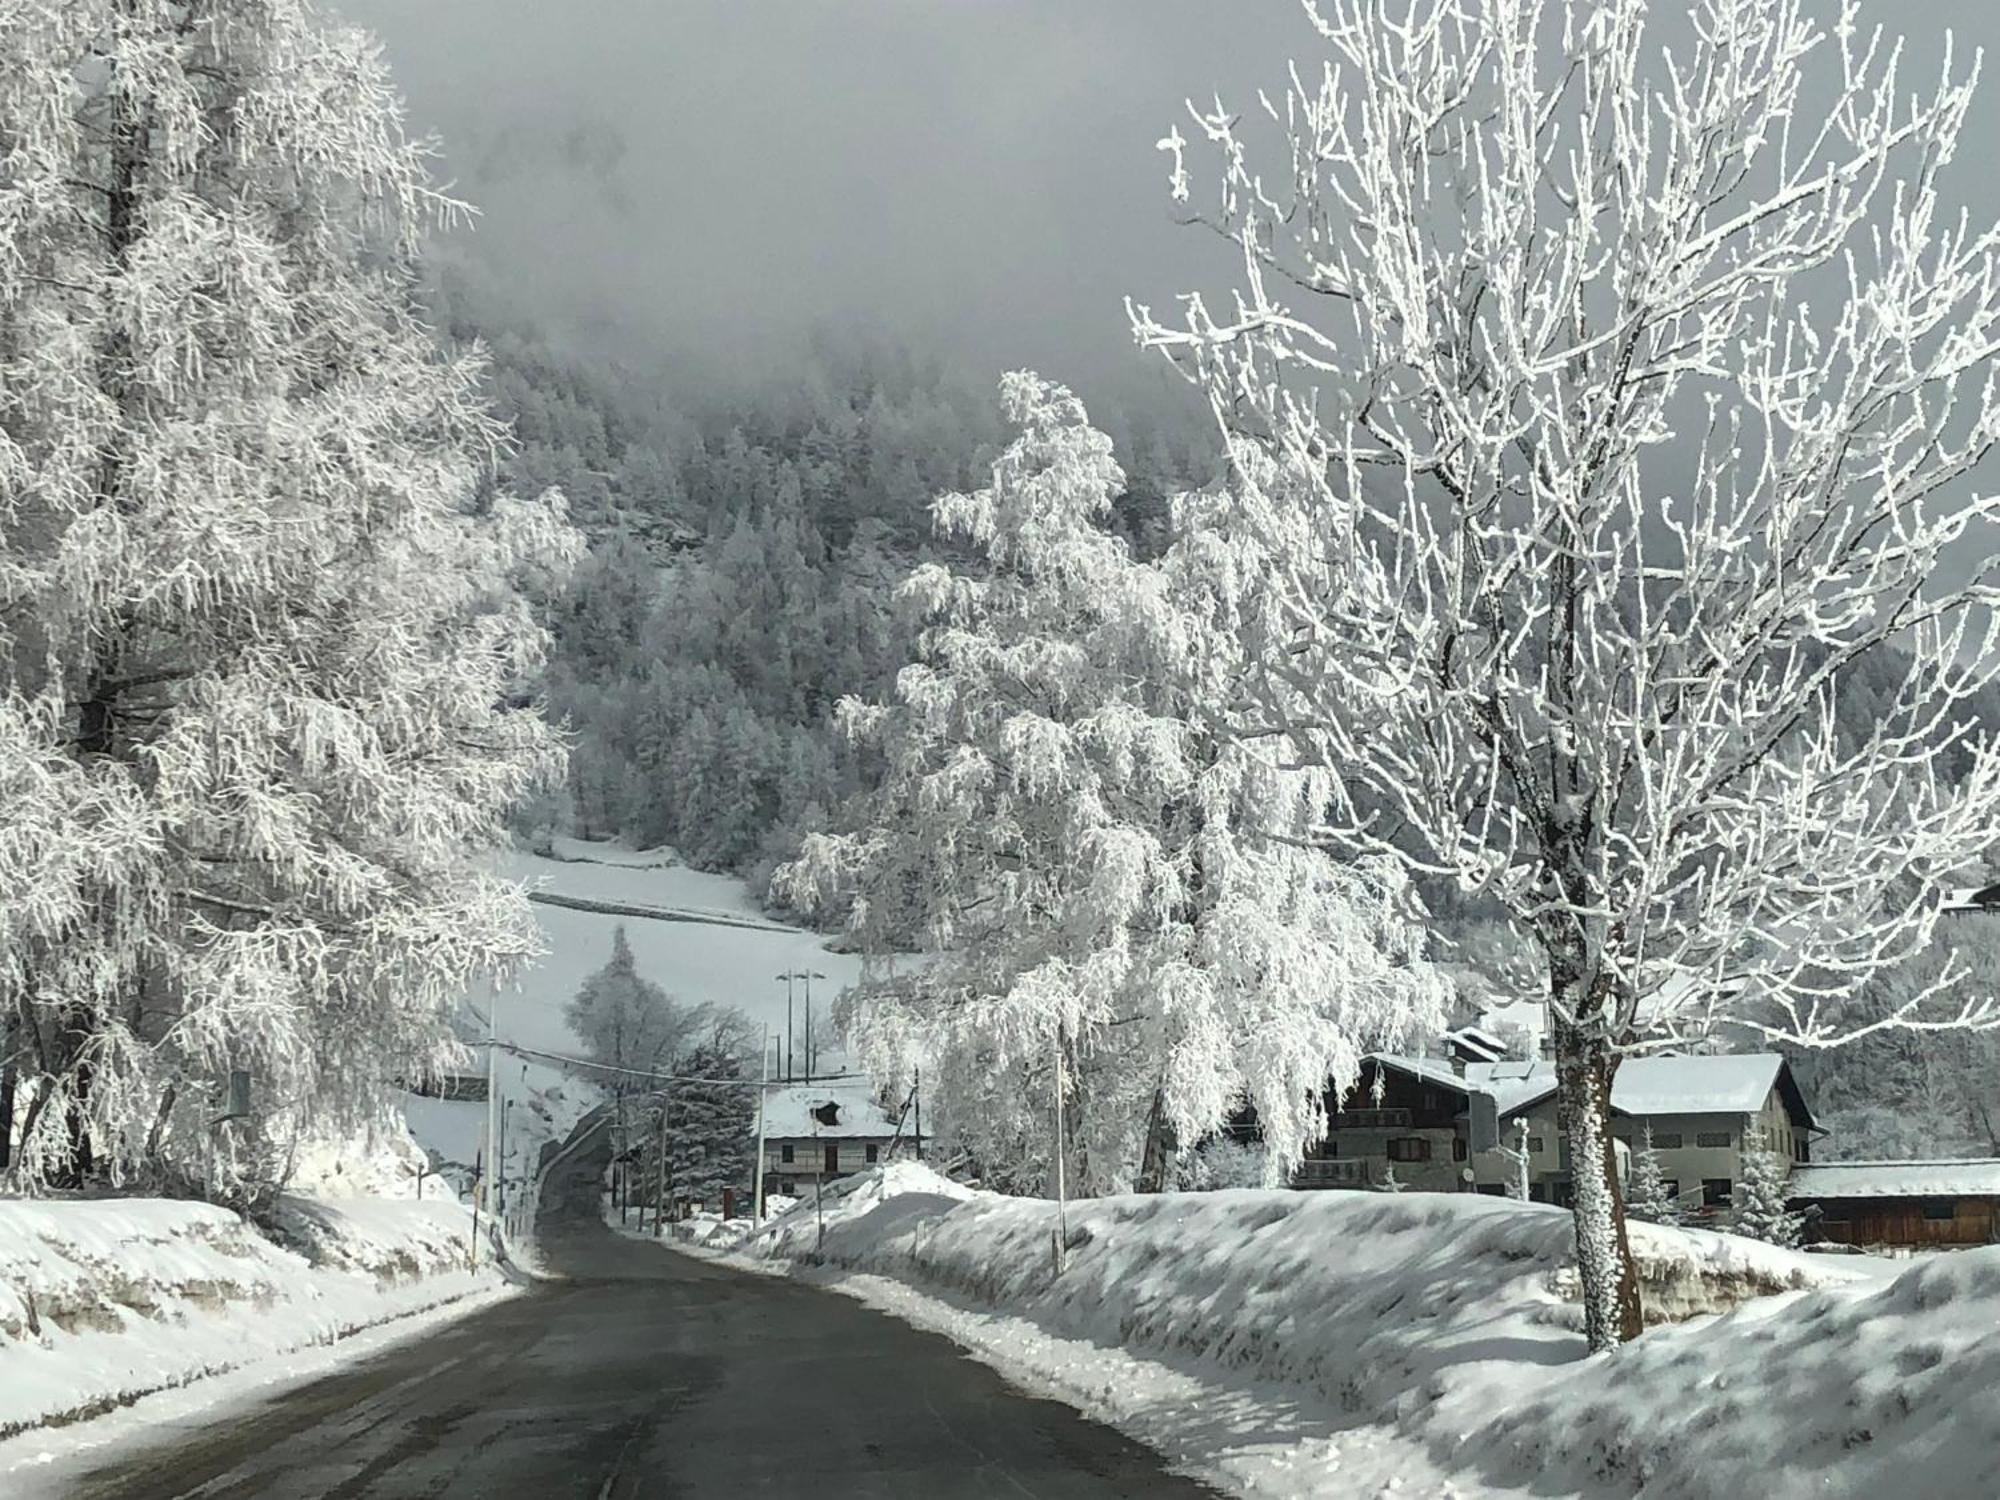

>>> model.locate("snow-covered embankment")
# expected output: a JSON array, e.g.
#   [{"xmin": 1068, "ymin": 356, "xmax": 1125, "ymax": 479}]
[
  {"xmin": 0, "ymin": 1195, "xmax": 509, "ymax": 1442},
  {"xmin": 720, "ymin": 1164, "xmax": 1977, "ymax": 1499}
]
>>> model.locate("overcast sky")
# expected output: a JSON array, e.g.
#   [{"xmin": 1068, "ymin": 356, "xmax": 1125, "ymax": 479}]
[{"xmin": 340, "ymin": 0, "xmax": 2000, "ymax": 410}]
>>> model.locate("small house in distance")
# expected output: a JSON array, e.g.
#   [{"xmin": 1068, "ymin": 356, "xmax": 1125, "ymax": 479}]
[
  {"xmin": 1787, "ymin": 1160, "xmax": 2000, "ymax": 1249},
  {"xmin": 757, "ymin": 1080, "xmax": 919, "ymax": 1201}
]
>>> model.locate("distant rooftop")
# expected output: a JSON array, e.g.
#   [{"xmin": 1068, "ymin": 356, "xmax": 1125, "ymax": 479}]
[
  {"xmin": 759, "ymin": 1079, "xmax": 909, "ymax": 1140},
  {"xmin": 1789, "ymin": 1159, "xmax": 2000, "ymax": 1199},
  {"xmin": 1370, "ymin": 1051, "xmax": 1801, "ymax": 1122}
]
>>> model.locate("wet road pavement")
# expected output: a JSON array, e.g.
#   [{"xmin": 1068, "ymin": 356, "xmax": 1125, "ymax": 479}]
[{"xmin": 57, "ymin": 1116, "xmax": 1217, "ymax": 1498}]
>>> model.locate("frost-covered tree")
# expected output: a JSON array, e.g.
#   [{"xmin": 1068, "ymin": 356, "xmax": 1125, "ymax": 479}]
[
  {"xmin": 0, "ymin": 1, "xmax": 579, "ymax": 1192},
  {"xmin": 1625, "ymin": 1127, "xmax": 1682, "ymax": 1227},
  {"xmin": 780, "ymin": 373, "xmax": 1446, "ymax": 1195},
  {"xmin": 1731, "ymin": 1150, "xmax": 1803, "ymax": 1247},
  {"xmin": 564, "ymin": 927, "xmax": 702, "ymax": 1098},
  {"xmin": 1136, "ymin": 0, "xmax": 2000, "ymax": 1349}
]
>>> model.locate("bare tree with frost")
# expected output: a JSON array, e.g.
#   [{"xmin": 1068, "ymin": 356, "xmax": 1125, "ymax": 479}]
[
  {"xmin": 0, "ymin": 0, "xmax": 579, "ymax": 1193},
  {"xmin": 1135, "ymin": 0, "xmax": 2000, "ymax": 1348},
  {"xmin": 779, "ymin": 373, "xmax": 1445, "ymax": 1195}
]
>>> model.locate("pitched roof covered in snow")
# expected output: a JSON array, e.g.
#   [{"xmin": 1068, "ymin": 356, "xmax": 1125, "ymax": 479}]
[
  {"xmin": 758, "ymin": 1080, "xmax": 909, "ymax": 1140},
  {"xmin": 1788, "ymin": 1159, "xmax": 2000, "ymax": 1200},
  {"xmin": 1364, "ymin": 1051, "xmax": 1813, "ymax": 1128}
]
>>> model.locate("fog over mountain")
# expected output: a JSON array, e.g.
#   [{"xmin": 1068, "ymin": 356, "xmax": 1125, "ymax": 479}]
[{"xmin": 342, "ymin": 0, "xmax": 1998, "ymax": 412}]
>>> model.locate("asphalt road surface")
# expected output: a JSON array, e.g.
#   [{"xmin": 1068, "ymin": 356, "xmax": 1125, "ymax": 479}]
[{"xmin": 58, "ymin": 1118, "xmax": 1218, "ymax": 1499}]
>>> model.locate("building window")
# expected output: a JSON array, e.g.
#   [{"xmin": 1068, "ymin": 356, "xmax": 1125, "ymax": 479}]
[
  {"xmin": 866, "ymin": 1144, "xmax": 880, "ymax": 1164},
  {"xmin": 825, "ymin": 1144, "xmax": 840, "ymax": 1175},
  {"xmin": 1528, "ymin": 1136, "xmax": 1545, "ymax": 1154},
  {"xmin": 780, "ymin": 1143, "xmax": 795, "ymax": 1164},
  {"xmin": 1923, "ymin": 1199, "xmax": 1957, "ymax": 1221},
  {"xmin": 1452, "ymin": 1137, "xmax": 1468, "ymax": 1162},
  {"xmin": 1652, "ymin": 1132, "xmax": 1683, "ymax": 1150},
  {"xmin": 1386, "ymin": 1137, "xmax": 1431, "ymax": 1163},
  {"xmin": 1702, "ymin": 1178, "xmax": 1733, "ymax": 1207},
  {"xmin": 1793, "ymin": 1138, "xmax": 1810, "ymax": 1163},
  {"xmin": 1696, "ymin": 1131, "xmax": 1732, "ymax": 1149}
]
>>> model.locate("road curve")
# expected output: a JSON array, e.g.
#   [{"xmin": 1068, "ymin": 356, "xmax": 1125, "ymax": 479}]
[{"xmin": 54, "ymin": 1115, "xmax": 1218, "ymax": 1499}]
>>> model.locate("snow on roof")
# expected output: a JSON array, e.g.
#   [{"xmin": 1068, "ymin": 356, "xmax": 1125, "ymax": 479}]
[
  {"xmin": 759, "ymin": 1080, "xmax": 908, "ymax": 1140},
  {"xmin": 1371, "ymin": 1051, "xmax": 1795, "ymax": 1121},
  {"xmin": 1610, "ymin": 1053, "xmax": 1788, "ymax": 1117},
  {"xmin": 1789, "ymin": 1159, "xmax": 2000, "ymax": 1200}
]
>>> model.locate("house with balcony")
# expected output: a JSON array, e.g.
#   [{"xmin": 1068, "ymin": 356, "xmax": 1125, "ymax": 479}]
[{"xmin": 1296, "ymin": 1041, "xmax": 1819, "ymax": 1213}]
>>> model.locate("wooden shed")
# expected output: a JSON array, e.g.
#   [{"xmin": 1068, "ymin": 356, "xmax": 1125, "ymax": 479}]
[{"xmin": 1787, "ymin": 1159, "xmax": 2000, "ymax": 1250}]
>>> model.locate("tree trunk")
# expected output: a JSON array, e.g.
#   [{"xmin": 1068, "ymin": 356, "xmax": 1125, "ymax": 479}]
[
  {"xmin": 1554, "ymin": 1018, "xmax": 1643, "ymax": 1351},
  {"xmin": 0, "ymin": 1009, "xmax": 16, "ymax": 1172},
  {"xmin": 1135, "ymin": 1085, "xmax": 1172, "ymax": 1193}
]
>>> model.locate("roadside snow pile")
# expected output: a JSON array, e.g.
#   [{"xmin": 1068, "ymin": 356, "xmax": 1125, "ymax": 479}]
[
  {"xmin": 734, "ymin": 1166, "xmax": 1916, "ymax": 1498},
  {"xmin": 266, "ymin": 1197, "xmax": 481, "ymax": 1284},
  {"xmin": 1455, "ymin": 1245, "xmax": 2000, "ymax": 1498},
  {"xmin": 0, "ymin": 1196, "xmax": 505, "ymax": 1440}
]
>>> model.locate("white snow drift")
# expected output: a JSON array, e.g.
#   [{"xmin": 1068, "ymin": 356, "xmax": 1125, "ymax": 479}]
[
  {"xmin": 0, "ymin": 1195, "xmax": 507, "ymax": 1443},
  {"xmin": 725, "ymin": 1164, "xmax": 1989, "ymax": 1499}
]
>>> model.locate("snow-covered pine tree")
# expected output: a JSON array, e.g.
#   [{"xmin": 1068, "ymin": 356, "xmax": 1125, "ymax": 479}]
[
  {"xmin": 1138, "ymin": 0, "xmax": 2000, "ymax": 1350},
  {"xmin": 654, "ymin": 1040, "xmax": 756, "ymax": 1213},
  {"xmin": 0, "ymin": 1, "xmax": 580, "ymax": 1193},
  {"xmin": 1626, "ymin": 1127, "xmax": 1681, "ymax": 1227},
  {"xmin": 779, "ymin": 372, "xmax": 1447, "ymax": 1195},
  {"xmin": 1377, "ymin": 1165, "xmax": 1406, "ymax": 1194},
  {"xmin": 1731, "ymin": 1150, "xmax": 1804, "ymax": 1248}
]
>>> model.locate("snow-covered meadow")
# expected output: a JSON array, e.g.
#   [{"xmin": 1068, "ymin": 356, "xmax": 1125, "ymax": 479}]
[{"xmin": 689, "ymin": 1164, "xmax": 1984, "ymax": 1499}]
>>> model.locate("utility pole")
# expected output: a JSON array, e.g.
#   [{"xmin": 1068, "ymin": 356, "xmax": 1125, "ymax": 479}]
[
  {"xmin": 753, "ymin": 1023, "xmax": 770, "ymax": 1222},
  {"xmin": 482, "ymin": 988, "xmax": 501, "ymax": 1266},
  {"xmin": 653, "ymin": 1095, "xmax": 669, "ymax": 1237},
  {"xmin": 812, "ymin": 1113, "xmax": 826, "ymax": 1252},
  {"xmin": 495, "ymin": 1099, "xmax": 509, "ymax": 1234},
  {"xmin": 914, "ymin": 1066, "xmax": 922, "ymax": 1161},
  {"xmin": 776, "ymin": 972, "xmax": 797, "ymax": 1081}
]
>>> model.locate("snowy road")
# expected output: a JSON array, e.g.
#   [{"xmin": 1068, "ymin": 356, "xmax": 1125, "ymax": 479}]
[{"xmin": 50, "ymin": 1120, "xmax": 1215, "ymax": 1500}]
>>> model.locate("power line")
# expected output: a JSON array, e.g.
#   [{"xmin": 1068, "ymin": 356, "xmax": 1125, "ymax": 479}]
[{"xmin": 471, "ymin": 1037, "xmax": 866, "ymax": 1090}]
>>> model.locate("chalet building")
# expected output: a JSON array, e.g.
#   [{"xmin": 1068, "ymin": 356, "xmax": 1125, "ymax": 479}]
[
  {"xmin": 757, "ymin": 1081, "xmax": 919, "ymax": 1201},
  {"xmin": 1297, "ymin": 1044, "xmax": 1818, "ymax": 1212},
  {"xmin": 1786, "ymin": 1160, "xmax": 2000, "ymax": 1249}
]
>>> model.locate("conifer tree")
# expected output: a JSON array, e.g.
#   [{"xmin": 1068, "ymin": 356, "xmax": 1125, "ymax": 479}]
[
  {"xmin": 1625, "ymin": 1127, "xmax": 1682, "ymax": 1227},
  {"xmin": 0, "ymin": 0, "xmax": 578, "ymax": 1192},
  {"xmin": 1731, "ymin": 1150, "xmax": 1804, "ymax": 1248}
]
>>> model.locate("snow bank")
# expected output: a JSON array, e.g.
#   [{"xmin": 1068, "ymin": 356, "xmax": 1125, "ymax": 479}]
[
  {"xmin": 0, "ymin": 1195, "xmax": 505, "ymax": 1441},
  {"xmin": 1454, "ymin": 1246, "xmax": 2000, "ymax": 1498},
  {"xmin": 731, "ymin": 1168, "xmax": 1922, "ymax": 1498}
]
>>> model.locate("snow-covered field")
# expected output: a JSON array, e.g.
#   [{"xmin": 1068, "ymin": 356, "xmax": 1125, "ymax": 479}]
[
  {"xmin": 472, "ymin": 838, "xmax": 862, "ymax": 1059},
  {"xmin": 687, "ymin": 1165, "xmax": 1975, "ymax": 1499},
  {"xmin": 0, "ymin": 1194, "xmax": 510, "ymax": 1468},
  {"xmin": 400, "ymin": 837, "xmax": 855, "ymax": 1237}
]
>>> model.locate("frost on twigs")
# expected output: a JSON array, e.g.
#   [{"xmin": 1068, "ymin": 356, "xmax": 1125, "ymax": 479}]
[
  {"xmin": 0, "ymin": 1, "xmax": 581, "ymax": 1196},
  {"xmin": 777, "ymin": 372, "xmax": 1447, "ymax": 1196},
  {"xmin": 1136, "ymin": 0, "xmax": 2000, "ymax": 1348}
]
